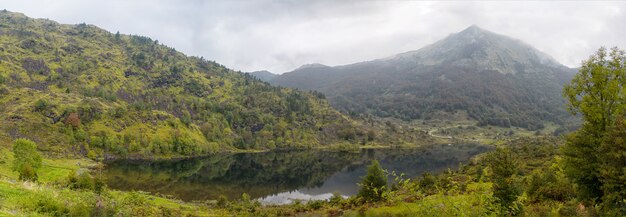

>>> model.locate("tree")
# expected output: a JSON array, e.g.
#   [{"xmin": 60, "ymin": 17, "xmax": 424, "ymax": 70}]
[
  {"xmin": 358, "ymin": 160, "xmax": 387, "ymax": 202},
  {"xmin": 562, "ymin": 47, "xmax": 626, "ymax": 204},
  {"xmin": 564, "ymin": 47, "xmax": 626, "ymax": 136},
  {"xmin": 114, "ymin": 31, "xmax": 121, "ymax": 41},
  {"xmin": 12, "ymin": 139, "xmax": 42, "ymax": 181},
  {"xmin": 486, "ymin": 148, "xmax": 521, "ymax": 214},
  {"xmin": 598, "ymin": 117, "xmax": 626, "ymax": 214},
  {"xmin": 65, "ymin": 112, "xmax": 81, "ymax": 128}
]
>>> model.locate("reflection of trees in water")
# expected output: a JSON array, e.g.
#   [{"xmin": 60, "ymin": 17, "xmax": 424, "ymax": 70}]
[
  {"xmin": 374, "ymin": 144, "xmax": 492, "ymax": 178},
  {"xmin": 104, "ymin": 144, "xmax": 491, "ymax": 201},
  {"xmin": 105, "ymin": 151, "xmax": 362, "ymax": 201}
]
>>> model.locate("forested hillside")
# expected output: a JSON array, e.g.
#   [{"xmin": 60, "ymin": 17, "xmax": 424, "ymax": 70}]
[
  {"xmin": 0, "ymin": 10, "xmax": 368, "ymax": 159},
  {"xmin": 271, "ymin": 26, "xmax": 577, "ymax": 130}
]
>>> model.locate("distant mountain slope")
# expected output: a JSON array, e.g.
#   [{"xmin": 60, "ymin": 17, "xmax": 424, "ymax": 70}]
[
  {"xmin": 0, "ymin": 10, "xmax": 368, "ymax": 158},
  {"xmin": 270, "ymin": 26, "xmax": 576, "ymax": 130},
  {"xmin": 247, "ymin": 70, "xmax": 277, "ymax": 82}
]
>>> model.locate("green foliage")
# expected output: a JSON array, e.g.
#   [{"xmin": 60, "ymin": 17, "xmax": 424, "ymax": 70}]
[
  {"xmin": 526, "ymin": 167, "xmax": 575, "ymax": 203},
  {"xmin": 598, "ymin": 117, "xmax": 626, "ymax": 214},
  {"xmin": 12, "ymin": 139, "xmax": 42, "ymax": 181},
  {"xmin": 562, "ymin": 47, "xmax": 626, "ymax": 208},
  {"xmin": 564, "ymin": 47, "xmax": 626, "ymax": 135},
  {"xmin": 329, "ymin": 191, "xmax": 344, "ymax": 205},
  {"xmin": 561, "ymin": 129, "xmax": 603, "ymax": 203},
  {"xmin": 33, "ymin": 99, "xmax": 50, "ymax": 112},
  {"xmin": 344, "ymin": 183, "xmax": 499, "ymax": 217},
  {"xmin": 0, "ymin": 10, "xmax": 363, "ymax": 159},
  {"xmin": 358, "ymin": 160, "xmax": 387, "ymax": 202},
  {"xmin": 418, "ymin": 172, "xmax": 438, "ymax": 194},
  {"xmin": 217, "ymin": 194, "xmax": 229, "ymax": 208},
  {"xmin": 485, "ymin": 148, "xmax": 522, "ymax": 215},
  {"xmin": 66, "ymin": 170, "xmax": 106, "ymax": 193}
]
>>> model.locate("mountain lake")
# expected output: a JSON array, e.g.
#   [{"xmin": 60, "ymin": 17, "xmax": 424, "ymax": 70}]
[{"xmin": 103, "ymin": 143, "xmax": 492, "ymax": 204}]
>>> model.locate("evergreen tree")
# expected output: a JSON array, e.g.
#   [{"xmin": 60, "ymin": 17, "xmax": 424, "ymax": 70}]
[
  {"xmin": 486, "ymin": 148, "xmax": 521, "ymax": 214},
  {"xmin": 358, "ymin": 160, "xmax": 387, "ymax": 202}
]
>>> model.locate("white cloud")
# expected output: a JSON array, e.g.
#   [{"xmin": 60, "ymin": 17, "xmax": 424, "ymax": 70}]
[{"xmin": 1, "ymin": 1, "xmax": 625, "ymax": 73}]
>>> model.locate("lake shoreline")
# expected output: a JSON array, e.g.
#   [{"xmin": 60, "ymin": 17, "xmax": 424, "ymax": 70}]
[{"xmin": 102, "ymin": 140, "xmax": 478, "ymax": 163}]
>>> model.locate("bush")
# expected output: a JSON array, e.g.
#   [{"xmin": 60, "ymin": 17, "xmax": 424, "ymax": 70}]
[
  {"xmin": 34, "ymin": 99, "xmax": 49, "ymax": 112},
  {"xmin": 329, "ymin": 191, "xmax": 344, "ymax": 205},
  {"xmin": 526, "ymin": 169, "xmax": 575, "ymax": 203},
  {"xmin": 358, "ymin": 160, "xmax": 387, "ymax": 202},
  {"xmin": 18, "ymin": 163, "xmax": 37, "ymax": 181},
  {"xmin": 12, "ymin": 139, "xmax": 42, "ymax": 181},
  {"xmin": 66, "ymin": 171, "xmax": 105, "ymax": 193},
  {"xmin": 77, "ymin": 172, "xmax": 95, "ymax": 190},
  {"xmin": 217, "ymin": 195, "xmax": 229, "ymax": 208},
  {"xmin": 418, "ymin": 172, "xmax": 437, "ymax": 195}
]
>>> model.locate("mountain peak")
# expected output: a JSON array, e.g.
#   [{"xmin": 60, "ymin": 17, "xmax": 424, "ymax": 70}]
[
  {"xmin": 389, "ymin": 25, "xmax": 563, "ymax": 74},
  {"xmin": 460, "ymin": 25, "xmax": 484, "ymax": 33},
  {"xmin": 454, "ymin": 25, "xmax": 495, "ymax": 39},
  {"xmin": 295, "ymin": 63, "xmax": 329, "ymax": 70}
]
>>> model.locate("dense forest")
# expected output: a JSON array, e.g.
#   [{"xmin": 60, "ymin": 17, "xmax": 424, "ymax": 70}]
[{"xmin": 0, "ymin": 10, "xmax": 383, "ymax": 159}]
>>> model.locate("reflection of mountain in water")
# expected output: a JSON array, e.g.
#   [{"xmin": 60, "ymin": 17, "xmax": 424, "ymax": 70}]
[{"xmin": 104, "ymin": 144, "xmax": 491, "ymax": 201}]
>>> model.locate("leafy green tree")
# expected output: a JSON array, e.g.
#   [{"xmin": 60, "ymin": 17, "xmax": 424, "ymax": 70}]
[
  {"xmin": 598, "ymin": 117, "xmax": 626, "ymax": 214},
  {"xmin": 486, "ymin": 148, "xmax": 521, "ymax": 214},
  {"xmin": 12, "ymin": 139, "xmax": 42, "ymax": 181},
  {"xmin": 562, "ymin": 47, "xmax": 626, "ymax": 204},
  {"xmin": 564, "ymin": 47, "xmax": 626, "ymax": 134},
  {"xmin": 358, "ymin": 160, "xmax": 387, "ymax": 202}
]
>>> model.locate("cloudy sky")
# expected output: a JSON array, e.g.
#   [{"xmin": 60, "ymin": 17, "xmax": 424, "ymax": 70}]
[{"xmin": 2, "ymin": 1, "xmax": 625, "ymax": 73}]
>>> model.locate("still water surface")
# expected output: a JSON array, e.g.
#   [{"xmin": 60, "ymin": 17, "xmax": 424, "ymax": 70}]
[{"xmin": 104, "ymin": 144, "xmax": 491, "ymax": 204}]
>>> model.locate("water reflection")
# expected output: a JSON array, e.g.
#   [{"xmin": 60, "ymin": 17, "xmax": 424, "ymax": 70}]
[{"xmin": 104, "ymin": 144, "xmax": 491, "ymax": 203}]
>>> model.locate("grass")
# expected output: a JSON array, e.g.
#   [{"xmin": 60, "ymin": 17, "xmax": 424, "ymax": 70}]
[
  {"xmin": 0, "ymin": 148, "xmax": 92, "ymax": 183},
  {"xmin": 0, "ymin": 147, "xmax": 229, "ymax": 216},
  {"xmin": 340, "ymin": 183, "xmax": 498, "ymax": 217}
]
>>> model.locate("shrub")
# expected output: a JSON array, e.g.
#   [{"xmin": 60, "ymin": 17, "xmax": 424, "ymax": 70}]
[
  {"xmin": 12, "ymin": 139, "xmax": 42, "ymax": 181},
  {"xmin": 329, "ymin": 191, "xmax": 344, "ymax": 205},
  {"xmin": 66, "ymin": 171, "xmax": 105, "ymax": 193},
  {"xmin": 18, "ymin": 163, "xmax": 37, "ymax": 181},
  {"xmin": 358, "ymin": 160, "xmax": 387, "ymax": 202},
  {"xmin": 217, "ymin": 195, "xmax": 229, "ymax": 208},
  {"xmin": 77, "ymin": 172, "xmax": 95, "ymax": 190},
  {"xmin": 418, "ymin": 172, "xmax": 437, "ymax": 195},
  {"xmin": 34, "ymin": 99, "xmax": 49, "ymax": 112},
  {"xmin": 65, "ymin": 112, "xmax": 81, "ymax": 128}
]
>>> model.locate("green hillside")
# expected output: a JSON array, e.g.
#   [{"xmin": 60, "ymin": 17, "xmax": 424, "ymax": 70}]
[{"xmin": 0, "ymin": 10, "xmax": 366, "ymax": 159}]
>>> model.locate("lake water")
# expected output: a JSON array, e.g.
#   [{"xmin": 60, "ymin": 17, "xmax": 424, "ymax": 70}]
[{"xmin": 103, "ymin": 144, "xmax": 491, "ymax": 204}]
